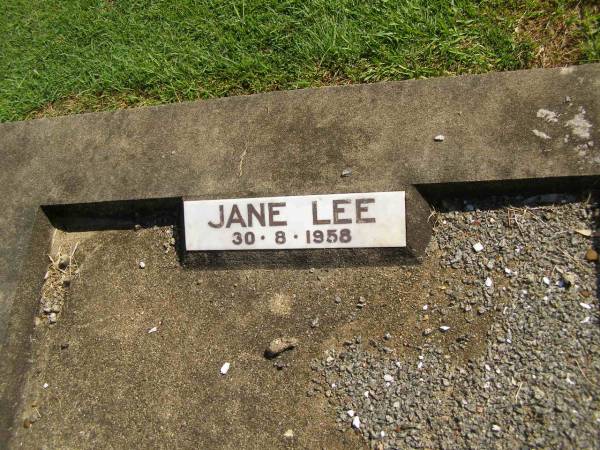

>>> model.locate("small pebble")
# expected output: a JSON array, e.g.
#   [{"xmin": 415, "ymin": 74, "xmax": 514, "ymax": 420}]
[
  {"xmin": 274, "ymin": 361, "xmax": 286, "ymax": 370},
  {"xmin": 220, "ymin": 362, "xmax": 230, "ymax": 375},
  {"xmin": 265, "ymin": 337, "xmax": 298, "ymax": 358},
  {"xmin": 562, "ymin": 272, "xmax": 576, "ymax": 287},
  {"xmin": 139, "ymin": 261, "xmax": 146, "ymax": 269},
  {"xmin": 585, "ymin": 248, "xmax": 598, "ymax": 262},
  {"xmin": 341, "ymin": 168, "xmax": 352, "ymax": 177},
  {"xmin": 434, "ymin": 134, "xmax": 445, "ymax": 142},
  {"xmin": 283, "ymin": 429, "xmax": 294, "ymax": 439},
  {"xmin": 57, "ymin": 255, "xmax": 70, "ymax": 270},
  {"xmin": 473, "ymin": 242, "xmax": 484, "ymax": 253}
]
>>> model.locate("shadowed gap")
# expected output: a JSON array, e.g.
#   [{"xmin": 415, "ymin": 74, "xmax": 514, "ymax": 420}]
[{"xmin": 40, "ymin": 176, "xmax": 599, "ymax": 269}]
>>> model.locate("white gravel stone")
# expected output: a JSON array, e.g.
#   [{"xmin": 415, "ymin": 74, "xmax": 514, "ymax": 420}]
[
  {"xmin": 434, "ymin": 134, "xmax": 445, "ymax": 142},
  {"xmin": 220, "ymin": 362, "xmax": 230, "ymax": 375},
  {"xmin": 283, "ymin": 429, "xmax": 294, "ymax": 439},
  {"xmin": 472, "ymin": 242, "xmax": 484, "ymax": 252},
  {"xmin": 352, "ymin": 416, "xmax": 361, "ymax": 429},
  {"xmin": 139, "ymin": 261, "xmax": 146, "ymax": 269}
]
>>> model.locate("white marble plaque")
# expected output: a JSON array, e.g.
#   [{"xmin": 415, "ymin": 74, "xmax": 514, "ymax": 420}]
[{"xmin": 184, "ymin": 191, "xmax": 406, "ymax": 251}]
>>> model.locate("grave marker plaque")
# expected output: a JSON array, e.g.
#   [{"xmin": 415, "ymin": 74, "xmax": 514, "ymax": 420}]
[{"xmin": 184, "ymin": 191, "xmax": 406, "ymax": 251}]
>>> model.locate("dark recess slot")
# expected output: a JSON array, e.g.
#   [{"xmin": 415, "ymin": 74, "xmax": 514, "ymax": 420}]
[
  {"xmin": 415, "ymin": 175, "xmax": 600, "ymax": 209},
  {"xmin": 42, "ymin": 197, "xmax": 182, "ymax": 231}
]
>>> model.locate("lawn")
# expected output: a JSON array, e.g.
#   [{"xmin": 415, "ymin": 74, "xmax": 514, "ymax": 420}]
[{"xmin": 0, "ymin": 0, "xmax": 598, "ymax": 122}]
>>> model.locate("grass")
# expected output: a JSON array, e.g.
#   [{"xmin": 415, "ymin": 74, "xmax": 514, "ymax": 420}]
[{"xmin": 0, "ymin": 0, "xmax": 598, "ymax": 122}]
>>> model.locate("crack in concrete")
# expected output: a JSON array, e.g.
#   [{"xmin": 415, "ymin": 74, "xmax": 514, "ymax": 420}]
[{"xmin": 238, "ymin": 145, "xmax": 248, "ymax": 177}]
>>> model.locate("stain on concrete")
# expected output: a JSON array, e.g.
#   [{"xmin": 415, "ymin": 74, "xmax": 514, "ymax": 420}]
[
  {"xmin": 565, "ymin": 108, "xmax": 592, "ymax": 139},
  {"xmin": 533, "ymin": 129, "xmax": 551, "ymax": 139},
  {"xmin": 536, "ymin": 108, "xmax": 559, "ymax": 123}
]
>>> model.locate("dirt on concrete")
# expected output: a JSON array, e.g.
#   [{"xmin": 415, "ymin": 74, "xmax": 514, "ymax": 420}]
[{"xmin": 9, "ymin": 216, "xmax": 496, "ymax": 449}]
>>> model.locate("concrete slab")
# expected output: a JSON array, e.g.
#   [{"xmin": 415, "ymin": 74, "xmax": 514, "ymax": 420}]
[{"xmin": 0, "ymin": 64, "xmax": 599, "ymax": 445}]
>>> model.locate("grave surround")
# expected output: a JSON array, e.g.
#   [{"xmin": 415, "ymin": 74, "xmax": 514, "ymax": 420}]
[{"xmin": 0, "ymin": 64, "xmax": 599, "ymax": 442}]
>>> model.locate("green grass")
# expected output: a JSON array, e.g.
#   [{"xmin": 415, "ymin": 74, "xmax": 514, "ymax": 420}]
[{"xmin": 0, "ymin": 0, "xmax": 598, "ymax": 122}]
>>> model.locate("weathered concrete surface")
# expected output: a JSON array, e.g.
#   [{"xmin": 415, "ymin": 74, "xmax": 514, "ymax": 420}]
[
  {"xmin": 8, "ymin": 223, "xmax": 497, "ymax": 449},
  {"xmin": 0, "ymin": 64, "xmax": 599, "ymax": 443}
]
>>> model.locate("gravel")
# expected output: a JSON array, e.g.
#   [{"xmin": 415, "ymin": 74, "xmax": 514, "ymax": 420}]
[{"xmin": 311, "ymin": 196, "xmax": 599, "ymax": 449}]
